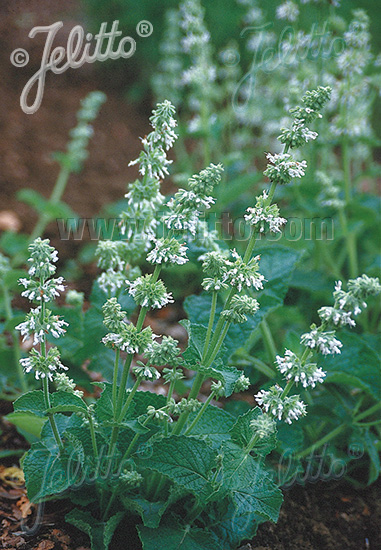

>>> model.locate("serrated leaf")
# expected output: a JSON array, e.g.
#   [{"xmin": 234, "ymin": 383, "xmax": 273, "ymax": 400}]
[
  {"xmin": 136, "ymin": 436, "xmax": 217, "ymax": 502},
  {"xmin": 23, "ymin": 440, "xmax": 74, "ymax": 501},
  {"xmin": 138, "ymin": 523, "xmax": 220, "ymax": 550},
  {"xmin": 187, "ymin": 406, "xmax": 235, "ymax": 448},
  {"xmin": 66, "ymin": 508, "xmax": 124, "ymax": 550},
  {"xmin": 47, "ymin": 391, "xmax": 88, "ymax": 415},
  {"xmin": 219, "ymin": 441, "xmax": 283, "ymax": 523},
  {"xmin": 209, "ymin": 501, "xmax": 259, "ymax": 550},
  {"xmin": 121, "ymin": 496, "xmax": 167, "ymax": 528},
  {"xmin": 13, "ymin": 390, "xmax": 46, "ymax": 418}
]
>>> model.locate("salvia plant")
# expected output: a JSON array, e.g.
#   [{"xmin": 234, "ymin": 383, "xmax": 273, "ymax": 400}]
[{"xmin": 9, "ymin": 88, "xmax": 380, "ymax": 550}]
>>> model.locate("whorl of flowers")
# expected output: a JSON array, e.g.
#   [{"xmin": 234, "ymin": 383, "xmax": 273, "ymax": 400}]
[
  {"xmin": 244, "ymin": 191, "xmax": 287, "ymax": 234},
  {"xmin": 234, "ymin": 374, "xmax": 251, "ymax": 393},
  {"xmin": 133, "ymin": 363, "xmax": 160, "ymax": 381},
  {"xmin": 264, "ymin": 153, "xmax": 307, "ymax": 186},
  {"xmin": 147, "ymin": 237, "xmax": 188, "ymax": 266},
  {"xmin": 54, "ymin": 372, "xmax": 83, "ymax": 398},
  {"xmin": 16, "ymin": 307, "xmax": 68, "ymax": 345},
  {"xmin": 221, "ymin": 295, "xmax": 260, "ymax": 324},
  {"xmin": 63, "ymin": 91, "xmax": 106, "ymax": 172},
  {"xmin": 102, "ymin": 298, "xmax": 127, "ymax": 332},
  {"xmin": 250, "ymin": 413, "xmax": 277, "ymax": 440},
  {"xmin": 300, "ymin": 328, "xmax": 342, "ymax": 356},
  {"xmin": 21, "ymin": 347, "xmax": 68, "ymax": 382},
  {"xmin": 102, "ymin": 324, "xmax": 155, "ymax": 355},
  {"xmin": 129, "ymin": 100, "xmax": 178, "ymax": 181},
  {"xmin": 95, "ymin": 241, "xmax": 127, "ymax": 271},
  {"xmin": 143, "ymin": 336, "xmax": 182, "ymax": 367},
  {"xmin": 226, "ymin": 250, "xmax": 265, "ymax": 292},
  {"xmin": 319, "ymin": 276, "xmax": 381, "ymax": 328},
  {"xmin": 18, "ymin": 238, "xmax": 65, "ymax": 303},
  {"xmin": 316, "ymin": 171, "xmax": 345, "ymax": 210},
  {"xmin": 275, "ymin": 350, "xmax": 326, "ymax": 388},
  {"xmin": 127, "ymin": 274, "xmax": 174, "ymax": 310},
  {"xmin": 163, "ymin": 163, "xmax": 223, "ymax": 235},
  {"xmin": 278, "ymin": 120, "xmax": 318, "ymax": 150},
  {"xmin": 255, "ymin": 385, "xmax": 307, "ymax": 424}
]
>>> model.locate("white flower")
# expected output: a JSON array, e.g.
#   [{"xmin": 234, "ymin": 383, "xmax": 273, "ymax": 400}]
[
  {"xmin": 275, "ymin": 350, "xmax": 326, "ymax": 388},
  {"xmin": 276, "ymin": 1, "xmax": 299, "ymax": 22},
  {"xmin": 300, "ymin": 329, "xmax": 342, "ymax": 355}
]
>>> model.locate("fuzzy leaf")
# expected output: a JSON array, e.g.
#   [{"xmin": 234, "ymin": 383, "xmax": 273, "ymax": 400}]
[
  {"xmin": 13, "ymin": 390, "xmax": 46, "ymax": 418},
  {"xmin": 66, "ymin": 509, "xmax": 124, "ymax": 550},
  {"xmin": 121, "ymin": 496, "xmax": 167, "ymax": 528},
  {"xmin": 138, "ymin": 523, "xmax": 220, "ymax": 550},
  {"xmin": 187, "ymin": 405, "xmax": 235, "ymax": 448},
  {"xmin": 136, "ymin": 435, "xmax": 217, "ymax": 502},
  {"xmin": 47, "ymin": 391, "xmax": 88, "ymax": 415},
  {"xmin": 219, "ymin": 441, "xmax": 283, "ymax": 523}
]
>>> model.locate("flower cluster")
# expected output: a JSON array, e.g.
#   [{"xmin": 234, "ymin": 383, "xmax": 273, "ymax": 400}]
[
  {"xmin": 316, "ymin": 171, "xmax": 345, "ymax": 210},
  {"xmin": 300, "ymin": 328, "xmax": 342, "ymax": 356},
  {"xmin": 16, "ymin": 307, "xmax": 68, "ymax": 345},
  {"xmin": 127, "ymin": 274, "xmax": 174, "ymax": 310},
  {"xmin": 234, "ymin": 374, "xmax": 251, "ymax": 393},
  {"xmin": 221, "ymin": 295, "xmax": 259, "ymax": 324},
  {"xmin": 264, "ymin": 153, "xmax": 307, "ymax": 186},
  {"xmin": 147, "ymin": 238, "xmax": 188, "ymax": 266},
  {"xmin": 319, "ymin": 276, "xmax": 381, "ymax": 328},
  {"xmin": 255, "ymin": 385, "xmax": 307, "ymax": 424},
  {"xmin": 133, "ymin": 363, "xmax": 160, "ymax": 381},
  {"xmin": 244, "ymin": 191, "xmax": 287, "ymax": 234},
  {"xmin": 61, "ymin": 91, "xmax": 106, "ymax": 172},
  {"xmin": 250, "ymin": 414, "xmax": 277, "ymax": 440},
  {"xmin": 21, "ymin": 347, "xmax": 68, "ymax": 382},
  {"xmin": 275, "ymin": 350, "xmax": 326, "ymax": 388},
  {"xmin": 102, "ymin": 324, "xmax": 155, "ymax": 355},
  {"xmin": 144, "ymin": 336, "xmax": 182, "ymax": 367},
  {"xmin": 226, "ymin": 250, "xmax": 265, "ymax": 292},
  {"xmin": 276, "ymin": 1, "xmax": 299, "ymax": 22},
  {"xmin": 54, "ymin": 372, "xmax": 83, "ymax": 398},
  {"xmin": 129, "ymin": 100, "xmax": 178, "ymax": 180},
  {"xmin": 163, "ymin": 163, "xmax": 223, "ymax": 235}
]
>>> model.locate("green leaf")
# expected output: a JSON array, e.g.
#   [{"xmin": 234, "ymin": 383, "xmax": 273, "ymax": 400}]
[
  {"xmin": 321, "ymin": 332, "xmax": 381, "ymax": 400},
  {"xmin": 219, "ymin": 441, "xmax": 283, "ymax": 523},
  {"xmin": 136, "ymin": 435, "xmax": 218, "ymax": 502},
  {"xmin": 66, "ymin": 508, "xmax": 124, "ymax": 550},
  {"xmin": 138, "ymin": 522, "xmax": 220, "ymax": 550},
  {"xmin": 187, "ymin": 406, "xmax": 235, "ymax": 448},
  {"xmin": 5, "ymin": 412, "xmax": 46, "ymax": 438},
  {"xmin": 363, "ymin": 428, "xmax": 380, "ymax": 485},
  {"xmin": 229, "ymin": 407, "xmax": 277, "ymax": 457},
  {"xmin": 121, "ymin": 496, "xmax": 167, "ymax": 528},
  {"xmin": 13, "ymin": 390, "xmax": 46, "ymax": 417},
  {"xmin": 208, "ymin": 501, "xmax": 259, "ymax": 550},
  {"xmin": 23, "ymin": 440, "xmax": 73, "ymax": 501},
  {"xmin": 47, "ymin": 391, "xmax": 88, "ymax": 415}
]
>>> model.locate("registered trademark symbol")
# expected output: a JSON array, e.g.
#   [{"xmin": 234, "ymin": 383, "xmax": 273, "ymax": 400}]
[{"xmin": 136, "ymin": 20, "xmax": 153, "ymax": 38}]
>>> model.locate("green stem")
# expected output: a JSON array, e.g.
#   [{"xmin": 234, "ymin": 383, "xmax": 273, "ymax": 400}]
[
  {"xmin": 281, "ymin": 379, "xmax": 295, "ymax": 400},
  {"xmin": 88, "ymin": 413, "xmax": 98, "ymax": 459},
  {"xmin": 201, "ymin": 291, "xmax": 217, "ymax": 362},
  {"xmin": 260, "ymin": 319, "xmax": 277, "ymax": 363},
  {"xmin": 204, "ymin": 321, "xmax": 230, "ymax": 368},
  {"xmin": 118, "ymin": 375, "xmax": 143, "ymax": 422},
  {"xmin": 43, "ymin": 376, "xmax": 64, "ymax": 453},
  {"xmin": 172, "ymin": 372, "xmax": 205, "ymax": 436},
  {"xmin": 184, "ymin": 390, "xmax": 216, "ymax": 436},
  {"xmin": 112, "ymin": 348, "xmax": 120, "ymax": 412},
  {"xmin": 354, "ymin": 402, "xmax": 381, "ymax": 423}
]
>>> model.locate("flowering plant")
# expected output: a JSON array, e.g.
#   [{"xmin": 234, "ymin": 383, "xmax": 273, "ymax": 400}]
[{"xmin": 8, "ymin": 90, "xmax": 380, "ymax": 550}]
